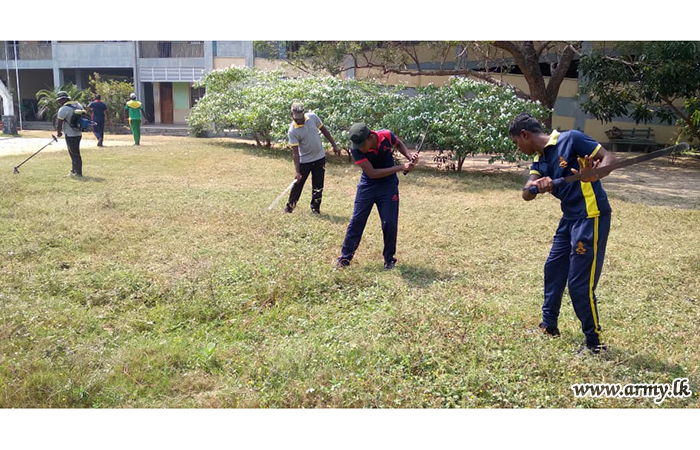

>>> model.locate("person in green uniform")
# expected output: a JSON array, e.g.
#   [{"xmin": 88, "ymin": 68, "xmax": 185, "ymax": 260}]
[{"xmin": 124, "ymin": 93, "xmax": 146, "ymax": 145}]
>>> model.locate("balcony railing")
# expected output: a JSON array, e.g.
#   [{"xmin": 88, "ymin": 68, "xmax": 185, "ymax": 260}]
[
  {"xmin": 139, "ymin": 41, "xmax": 204, "ymax": 58},
  {"xmin": 1, "ymin": 41, "xmax": 52, "ymax": 60}
]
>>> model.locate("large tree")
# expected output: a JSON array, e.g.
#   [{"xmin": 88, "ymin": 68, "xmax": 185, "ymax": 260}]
[
  {"xmin": 255, "ymin": 41, "xmax": 582, "ymax": 127},
  {"xmin": 578, "ymin": 41, "xmax": 700, "ymax": 146}
]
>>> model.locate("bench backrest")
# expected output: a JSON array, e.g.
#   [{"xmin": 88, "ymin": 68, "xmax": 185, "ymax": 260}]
[{"xmin": 617, "ymin": 128, "xmax": 655, "ymax": 139}]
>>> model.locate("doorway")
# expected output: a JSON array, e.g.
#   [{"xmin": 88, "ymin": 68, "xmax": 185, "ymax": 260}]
[{"xmin": 160, "ymin": 82, "xmax": 173, "ymax": 124}]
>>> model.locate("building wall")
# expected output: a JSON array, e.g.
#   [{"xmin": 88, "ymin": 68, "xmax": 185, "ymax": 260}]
[
  {"xmin": 173, "ymin": 82, "xmax": 190, "ymax": 124},
  {"xmin": 214, "ymin": 58, "xmax": 246, "ymax": 69},
  {"xmin": 153, "ymin": 82, "xmax": 161, "ymax": 123}
]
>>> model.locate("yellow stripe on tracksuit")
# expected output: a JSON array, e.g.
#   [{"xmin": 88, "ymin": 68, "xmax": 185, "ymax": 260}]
[
  {"xmin": 589, "ymin": 216, "xmax": 602, "ymax": 341},
  {"xmin": 579, "ymin": 144, "xmax": 602, "ymax": 218}
]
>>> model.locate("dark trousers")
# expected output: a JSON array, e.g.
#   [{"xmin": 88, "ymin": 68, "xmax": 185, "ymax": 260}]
[
  {"xmin": 286, "ymin": 157, "xmax": 325, "ymax": 212},
  {"xmin": 339, "ymin": 179, "xmax": 400, "ymax": 264},
  {"xmin": 542, "ymin": 214, "xmax": 611, "ymax": 346},
  {"xmin": 92, "ymin": 118, "xmax": 105, "ymax": 142},
  {"xmin": 65, "ymin": 135, "xmax": 82, "ymax": 176}
]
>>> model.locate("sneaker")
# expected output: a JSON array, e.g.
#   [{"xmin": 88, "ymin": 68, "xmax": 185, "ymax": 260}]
[
  {"xmin": 384, "ymin": 259, "xmax": 396, "ymax": 271},
  {"xmin": 578, "ymin": 343, "xmax": 608, "ymax": 355},
  {"xmin": 284, "ymin": 206, "xmax": 293, "ymax": 214},
  {"xmin": 539, "ymin": 322, "xmax": 561, "ymax": 337},
  {"xmin": 311, "ymin": 209, "xmax": 320, "ymax": 215},
  {"xmin": 335, "ymin": 258, "xmax": 350, "ymax": 269}
]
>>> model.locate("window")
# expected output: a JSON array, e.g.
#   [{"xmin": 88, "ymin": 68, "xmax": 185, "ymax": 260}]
[
  {"xmin": 286, "ymin": 41, "xmax": 301, "ymax": 55},
  {"xmin": 158, "ymin": 42, "xmax": 172, "ymax": 58},
  {"xmin": 190, "ymin": 86, "xmax": 205, "ymax": 108},
  {"xmin": 6, "ymin": 41, "xmax": 19, "ymax": 57}
]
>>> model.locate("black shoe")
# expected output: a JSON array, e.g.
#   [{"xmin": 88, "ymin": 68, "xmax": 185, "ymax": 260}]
[
  {"xmin": 578, "ymin": 343, "xmax": 608, "ymax": 355},
  {"xmin": 384, "ymin": 259, "xmax": 396, "ymax": 271},
  {"xmin": 311, "ymin": 209, "xmax": 320, "ymax": 215},
  {"xmin": 335, "ymin": 258, "xmax": 350, "ymax": 269},
  {"xmin": 539, "ymin": 322, "xmax": 561, "ymax": 337},
  {"xmin": 284, "ymin": 206, "xmax": 293, "ymax": 213}
]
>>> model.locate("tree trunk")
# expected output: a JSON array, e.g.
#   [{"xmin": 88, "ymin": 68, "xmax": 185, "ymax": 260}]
[{"xmin": 493, "ymin": 41, "xmax": 581, "ymax": 129}]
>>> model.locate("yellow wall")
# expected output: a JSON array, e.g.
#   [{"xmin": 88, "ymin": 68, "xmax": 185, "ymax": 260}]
[
  {"xmin": 552, "ymin": 116, "xmax": 576, "ymax": 131},
  {"xmin": 214, "ymin": 58, "xmax": 246, "ymax": 69},
  {"xmin": 583, "ymin": 119, "xmax": 679, "ymax": 145},
  {"xmin": 253, "ymin": 58, "xmax": 306, "ymax": 77}
]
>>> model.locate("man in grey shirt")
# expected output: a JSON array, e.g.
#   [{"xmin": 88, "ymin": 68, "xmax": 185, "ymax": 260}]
[
  {"xmin": 55, "ymin": 91, "xmax": 85, "ymax": 177},
  {"xmin": 285, "ymin": 102, "xmax": 340, "ymax": 214}
]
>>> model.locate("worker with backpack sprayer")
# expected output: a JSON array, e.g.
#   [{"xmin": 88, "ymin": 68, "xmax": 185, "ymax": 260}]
[{"xmin": 56, "ymin": 90, "xmax": 92, "ymax": 178}]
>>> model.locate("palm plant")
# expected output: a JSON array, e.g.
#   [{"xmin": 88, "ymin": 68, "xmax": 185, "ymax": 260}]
[{"xmin": 35, "ymin": 84, "xmax": 91, "ymax": 124}]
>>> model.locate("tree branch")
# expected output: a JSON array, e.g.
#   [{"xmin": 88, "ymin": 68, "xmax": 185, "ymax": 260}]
[
  {"xmin": 546, "ymin": 44, "xmax": 578, "ymax": 102},
  {"xmin": 535, "ymin": 41, "xmax": 552, "ymax": 58},
  {"xmin": 661, "ymin": 95, "xmax": 700, "ymax": 141}
]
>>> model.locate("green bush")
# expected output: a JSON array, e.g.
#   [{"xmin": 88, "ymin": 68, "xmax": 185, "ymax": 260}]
[
  {"xmin": 88, "ymin": 73, "xmax": 134, "ymax": 132},
  {"xmin": 189, "ymin": 67, "xmax": 550, "ymax": 167}
]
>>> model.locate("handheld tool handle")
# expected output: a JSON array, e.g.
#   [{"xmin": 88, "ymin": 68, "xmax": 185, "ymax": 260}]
[{"xmin": 527, "ymin": 177, "xmax": 566, "ymax": 195}]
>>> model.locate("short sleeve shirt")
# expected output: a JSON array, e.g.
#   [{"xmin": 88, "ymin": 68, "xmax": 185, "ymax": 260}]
[
  {"xmin": 351, "ymin": 129, "xmax": 398, "ymax": 186},
  {"xmin": 530, "ymin": 130, "xmax": 611, "ymax": 219},
  {"xmin": 125, "ymin": 100, "xmax": 143, "ymax": 120},
  {"xmin": 287, "ymin": 112, "xmax": 325, "ymax": 163},
  {"xmin": 88, "ymin": 100, "xmax": 108, "ymax": 121},
  {"xmin": 56, "ymin": 102, "xmax": 84, "ymax": 137}
]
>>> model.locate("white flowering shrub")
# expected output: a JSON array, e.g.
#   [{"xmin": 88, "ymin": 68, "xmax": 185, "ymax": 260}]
[
  {"xmin": 189, "ymin": 68, "xmax": 549, "ymax": 167},
  {"xmin": 384, "ymin": 78, "xmax": 550, "ymax": 169}
]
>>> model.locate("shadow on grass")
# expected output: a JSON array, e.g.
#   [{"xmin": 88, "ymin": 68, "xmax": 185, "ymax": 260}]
[
  {"xmin": 206, "ymin": 139, "xmax": 528, "ymax": 192},
  {"xmin": 75, "ymin": 176, "xmax": 107, "ymax": 183},
  {"xmin": 396, "ymin": 264, "xmax": 454, "ymax": 287},
  {"xmin": 353, "ymin": 262, "xmax": 452, "ymax": 288},
  {"xmin": 606, "ymin": 347, "xmax": 689, "ymax": 380},
  {"xmin": 204, "ymin": 140, "xmax": 354, "ymax": 166},
  {"xmin": 317, "ymin": 212, "xmax": 349, "ymax": 225},
  {"xmin": 406, "ymin": 167, "xmax": 528, "ymax": 193}
]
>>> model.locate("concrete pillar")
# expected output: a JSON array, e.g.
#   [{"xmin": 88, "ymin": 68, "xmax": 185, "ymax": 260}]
[
  {"xmin": 153, "ymin": 81, "xmax": 161, "ymax": 124},
  {"xmin": 75, "ymin": 69, "xmax": 83, "ymax": 89},
  {"xmin": 244, "ymin": 41, "xmax": 255, "ymax": 68},
  {"xmin": 204, "ymin": 41, "xmax": 214, "ymax": 72},
  {"xmin": 2, "ymin": 115, "xmax": 18, "ymax": 135},
  {"xmin": 51, "ymin": 40, "xmax": 63, "ymax": 88},
  {"xmin": 133, "ymin": 41, "xmax": 141, "ymax": 101}
]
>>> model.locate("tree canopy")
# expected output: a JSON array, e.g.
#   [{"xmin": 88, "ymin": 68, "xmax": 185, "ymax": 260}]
[{"xmin": 578, "ymin": 41, "xmax": 700, "ymax": 147}]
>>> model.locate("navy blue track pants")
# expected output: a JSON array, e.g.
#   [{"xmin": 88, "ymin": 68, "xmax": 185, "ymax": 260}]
[
  {"xmin": 339, "ymin": 179, "xmax": 400, "ymax": 264},
  {"xmin": 542, "ymin": 213, "xmax": 611, "ymax": 346}
]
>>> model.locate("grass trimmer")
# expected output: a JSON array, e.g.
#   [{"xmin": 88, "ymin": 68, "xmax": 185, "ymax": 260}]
[{"xmin": 13, "ymin": 135, "xmax": 59, "ymax": 174}]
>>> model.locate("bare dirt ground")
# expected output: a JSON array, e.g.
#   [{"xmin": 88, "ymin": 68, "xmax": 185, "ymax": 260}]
[
  {"xmin": 3, "ymin": 131, "xmax": 699, "ymax": 209},
  {"xmin": 420, "ymin": 149, "xmax": 700, "ymax": 210}
]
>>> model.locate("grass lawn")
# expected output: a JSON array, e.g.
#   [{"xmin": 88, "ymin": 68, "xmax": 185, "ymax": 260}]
[{"xmin": 1, "ymin": 134, "xmax": 698, "ymax": 408}]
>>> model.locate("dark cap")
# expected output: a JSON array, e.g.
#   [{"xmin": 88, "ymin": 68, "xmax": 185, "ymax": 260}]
[{"xmin": 348, "ymin": 123, "xmax": 371, "ymax": 150}]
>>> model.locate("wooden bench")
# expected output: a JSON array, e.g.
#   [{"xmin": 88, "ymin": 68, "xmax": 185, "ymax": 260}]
[{"xmin": 606, "ymin": 127, "xmax": 657, "ymax": 152}]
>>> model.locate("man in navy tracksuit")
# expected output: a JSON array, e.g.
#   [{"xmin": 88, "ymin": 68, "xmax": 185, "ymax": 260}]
[
  {"xmin": 511, "ymin": 113, "xmax": 616, "ymax": 354},
  {"xmin": 336, "ymin": 123, "xmax": 418, "ymax": 270},
  {"xmin": 88, "ymin": 95, "xmax": 108, "ymax": 147}
]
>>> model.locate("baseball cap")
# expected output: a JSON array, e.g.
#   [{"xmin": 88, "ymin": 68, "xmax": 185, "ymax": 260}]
[
  {"xmin": 130, "ymin": 93, "xmax": 137, "ymax": 100},
  {"xmin": 348, "ymin": 123, "xmax": 371, "ymax": 150},
  {"xmin": 56, "ymin": 91, "xmax": 70, "ymax": 101},
  {"xmin": 291, "ymin": 102, "xmax": 305, "ymax": 120}
]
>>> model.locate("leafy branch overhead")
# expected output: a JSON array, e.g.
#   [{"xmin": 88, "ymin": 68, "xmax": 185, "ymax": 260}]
[
  {"xmin": 578, "ymin": 41, "xmax": 700, "ymax": 146},
  {"xmin": 254, "ymin": 41, "xmax": 581, "ymax": 126}
]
